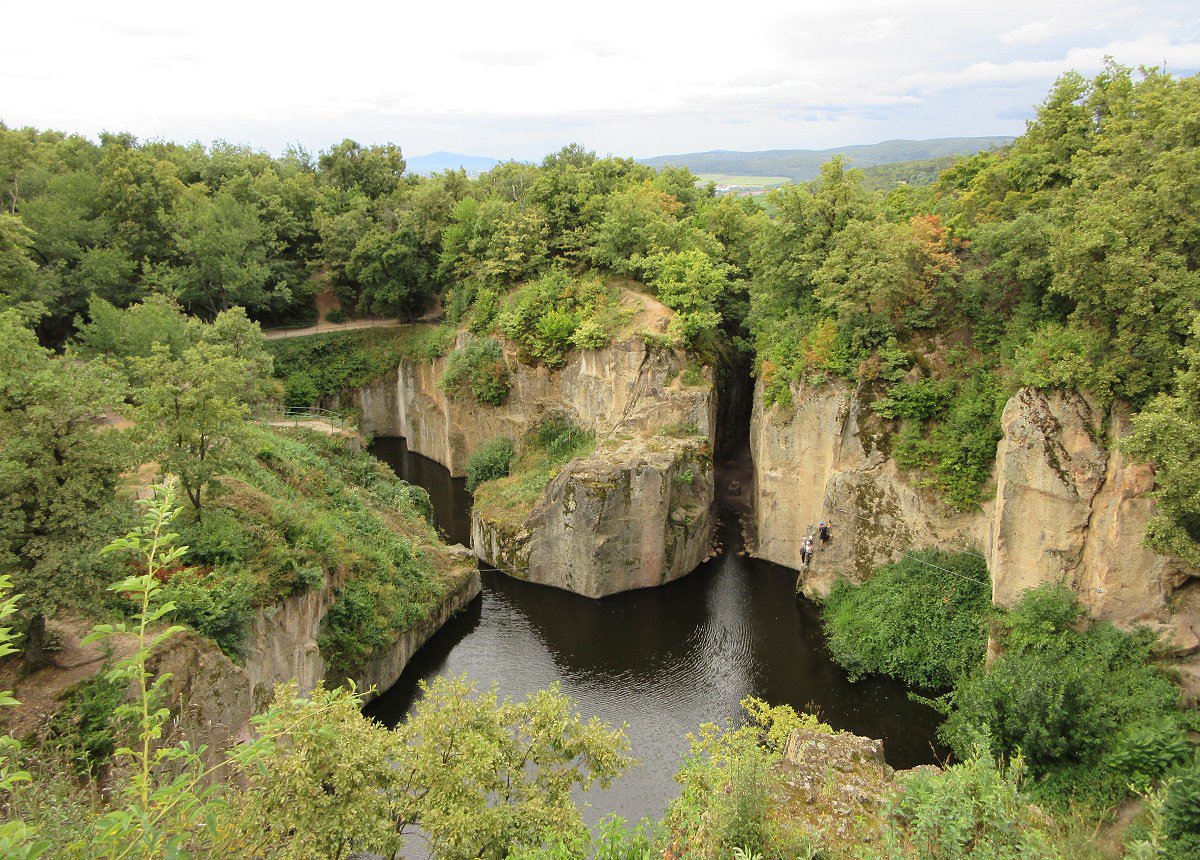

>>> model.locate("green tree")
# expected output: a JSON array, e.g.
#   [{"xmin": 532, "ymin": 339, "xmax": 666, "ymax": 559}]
[
  {"xmin": 130, "ymin": 340, "xmax": 257, "ymax": 518},
  {"xmin": 0, "ymin": 311, "xmax": 128, "ymax": 665}
]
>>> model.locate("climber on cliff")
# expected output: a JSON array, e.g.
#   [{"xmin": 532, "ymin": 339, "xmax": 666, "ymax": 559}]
[
  {"xmin": 818, "ymin": 521, "xmax": 832, "ymax": 548},
  {"xmin": 800, "ymin": 536, "xmax": 814, "ymax": 566}
]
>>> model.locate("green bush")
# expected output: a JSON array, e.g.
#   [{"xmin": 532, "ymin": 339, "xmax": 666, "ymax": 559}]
[
  {"xmin": 162, "ymin": 567, "xmax": 256, "ymax": 660},
  {"xmin": 283, "ymin": 372, "xmax": 319, "ymax": 409},
  {"xmin": 326, "ymin": 308, "xmax": 347, "ymax": 324},
  {"xmin": 47, "ymin": 673, "xmax": 124, "ymax": 776},
  {"xmin": 823, "ymin": 550, "xmax": 990, "ymax": 689},
  {"xmin": 439, "ymin": 337, "xmax": 511, "ymax": 406},
  {"xmin": 466, "ymin": 437, "xmax": 516, "ymax": 492},
  {"xmin": 532, "ymin": 413, "xmax": 592, "ymax": 461},
  {"xmin": 872, "ymin": 377, "xmax": 955, "ymax": 420},
  {"xmin": 940, "ymin": 584, "xmax": 1186, "ymax": 806},
  {"xmin": 869, "ymin": 751, "xmax": 1066, "ymax": 859},
  {"xmin": 181, "ymin": 508, "xmax": 252, "ymax": 566}
]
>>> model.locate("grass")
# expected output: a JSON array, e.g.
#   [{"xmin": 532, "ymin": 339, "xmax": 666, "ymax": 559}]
[{"xmin": 471, "ymin": 417, "xmax": 596, "ymax": 529}]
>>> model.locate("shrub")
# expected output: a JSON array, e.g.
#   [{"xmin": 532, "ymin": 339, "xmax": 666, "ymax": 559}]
[
  {"xmin": 181, "ymin": 508, "xmax": 252, "ymax": 566},
  {"xmin": 872, "ymin": 377, "xmax": 955, "ymax": 420},
  {"xmin": 466, "ymin": 437, "xmax": 516, "ymax": 492},
  {"xmin": 47, "ymin": 673, "xmax": 124, "ymax": 776},
  {"xmin": 162, "ymin": 567, "xmax": 256, "ymax": 660},
  {"xmin": 439, "ymin": 337, "xmax": 511, "ymax": 406},
  {"xmin": 283, "ymin": 372, "xmax": 319, "ymax": 409},
  {"xmin": 869, "ymin": 751, "xmax": 1066, "ymax": 859},
  {"xmin": 822, "ymin": 550, "xmax": 990, "ymax": 689},
  {"xmin": 940, "ymin": 584, "xmax": 1186, "ymax": 806},
  {"xmin": 326, "ymin": 307, "xmax": 347, "ymax": 324}
]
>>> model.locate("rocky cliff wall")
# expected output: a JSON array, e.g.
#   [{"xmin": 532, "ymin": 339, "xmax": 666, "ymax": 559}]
[
  {"xmin": 157, "ymin": 559, "xmax": 480, "ymax": 764},
  {"xmin": 471, "ymin": 437, "xmax": 714, "ymax": 598},
  {"xmin": 750, "ymin": 379, "xmax": 1199, "ymax": 650},
  {"xmin": 357, "ymin": 331, "xmax": 713, "ymax": 477}
]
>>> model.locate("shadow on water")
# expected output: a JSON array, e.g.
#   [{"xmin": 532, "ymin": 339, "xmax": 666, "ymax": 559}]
[{"xmin": 364, "ymin": 437, "xmax": 946, "ymax": 826}]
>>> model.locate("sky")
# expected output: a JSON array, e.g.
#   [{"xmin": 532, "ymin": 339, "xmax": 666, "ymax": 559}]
[{"xmin": 4, "ymin": 1, "xmax": 1199, "ymax": 162}]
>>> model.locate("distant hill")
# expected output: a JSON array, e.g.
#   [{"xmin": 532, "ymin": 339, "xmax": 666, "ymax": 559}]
[
  {"xmin": 639, "ymin": 137, "xmax": 1012, "ymax": 183},
  {"xmin": 859, "ymin": 155, "xmax": 963, "ymax": 192},
  {"xmin": 407, "ymin": 151, "xmax": 501, "ymax": 176}
]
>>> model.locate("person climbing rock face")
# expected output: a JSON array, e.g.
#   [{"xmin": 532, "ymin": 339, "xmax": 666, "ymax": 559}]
[
  {"xmin": 818, "ymin": 521, "xmax": 832, "ymax": 547},
  {"xmin": 800, "ymin": 536, "xmax": 814, "ymax": 565}
]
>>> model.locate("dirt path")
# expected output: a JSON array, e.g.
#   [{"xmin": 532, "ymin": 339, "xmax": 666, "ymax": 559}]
[{"xmin": 262, "ymin": 318, "xmax": 404, "ymax": 340}]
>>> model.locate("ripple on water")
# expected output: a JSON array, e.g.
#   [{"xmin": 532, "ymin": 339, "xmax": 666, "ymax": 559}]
[{"xmin": 363, "ymin": 438, "xmax": 946, "ymax": 826}]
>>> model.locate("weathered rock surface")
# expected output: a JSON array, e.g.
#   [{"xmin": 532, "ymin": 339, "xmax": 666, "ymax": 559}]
[
  {"xmin": 750, "ymin": 378, "xmax": 981, "ymax": 597},
  {"xmin": 750, "ymin": 379, "xmax": 1199, "ymax": 643},
  {"xmin": 357, "ymin": 331, "xmax": 712, "ymax": 476},
  {"xmin": 157, "ymin": 563, "xmax": 480, "ymax": 764},
  {"xmin": 471, "ymin": 437, "xmax": 714, "ymax": 598}
]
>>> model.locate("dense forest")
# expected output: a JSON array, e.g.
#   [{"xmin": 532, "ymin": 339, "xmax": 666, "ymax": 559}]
[{"xmin": 1, "ymin": 61, "xmax": 1199, "ymax": 858}]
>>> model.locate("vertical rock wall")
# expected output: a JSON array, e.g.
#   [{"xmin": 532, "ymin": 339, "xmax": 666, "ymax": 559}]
[{"xmin": 750, "ymin": 379, "xmax": 1199, "ymax": 647}]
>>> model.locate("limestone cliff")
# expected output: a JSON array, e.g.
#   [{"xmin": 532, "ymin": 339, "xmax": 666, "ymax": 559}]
[
  {"xmin": 471, "ymin": 437, "xmax": 714, "ymax": 598},
  {"xmin": 154, "ymin": 555, "xmax": 480, "ymax": 763},
  {"xmin": 750, "ymin": 379, "xmax": 1199, "ymax": 651},
  {"xmin": 355, "ymin": 326, "xmax": 718, "ymax": 598},
  {"xmin": 750, "ymin": 379, "xmax": 981, "ymax": 597},
  {"xmin": 357, "ymin": 332, "xmax": 712, "ymax": 476}
]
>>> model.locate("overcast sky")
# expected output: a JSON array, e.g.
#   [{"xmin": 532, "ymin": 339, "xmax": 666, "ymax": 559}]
[{"xmin": 4, "ymin": 1, "xmax": 1199, "ymax": 162}]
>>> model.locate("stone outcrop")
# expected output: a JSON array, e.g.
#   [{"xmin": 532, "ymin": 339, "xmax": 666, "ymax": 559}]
[
  {"xmin": 156, "ymin": 560, "xmax": 480, "ymax": 763},
  {"xmin": 750, "ymin": 380, "xmax": 1199, "ymax": 645},
  {"xmin": 357, "ymin": 332, "xmax": 712, "ymax": 477},
  {"xmin": 750, "ymin": 379, "xmax": 981, "ymax": 597},
  {"xmin": 471, "ymin": 437, "xmax": 714, "ymax": 598},
  {"xmin": 355, "ymin": 323, "xmax": 718, "ymax": 598}
]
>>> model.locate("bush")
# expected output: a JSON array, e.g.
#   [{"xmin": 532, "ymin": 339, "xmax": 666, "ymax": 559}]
[
  {"xmin": 47, "ymin": 673, "xmax": 124, "ymax": 776},
  {"xmin": 326, "ymin": 307, "xmax": 347, "ymax": 324},
  {"xmin": 940, "ymin": 584, "xmax": 1186, "ymax": 806},
  {"xmin": 466, "ymin": 437, "xmax": 516, "ymax": 492},
  {"xmin": 182, "ymin": 508, "xmax": 252, "ymax": 566},
  {"xmin": 869, "ymin": 751, "xmax": 1066, "ymax": 859},
  {"xmin": 872, "ymin": 377, "xmax": 955, "ymax": 420},
  {"xmin": 822, "ymin": 550, "xmax": 990, "ymax": 689},
  {"xmin": 162, "ymin": 567, "xmax": 256, "ymax": 660},
  {"xmin": 283, "ymin": 372, "xmax": 319, "ymax": 409},
  {"xmin": 439, "ymin": 337, "xmax": 511, "ymax": 406}
]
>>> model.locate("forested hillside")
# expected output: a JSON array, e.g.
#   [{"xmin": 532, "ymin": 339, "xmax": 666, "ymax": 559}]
[
  {"xmin": 0, "ymin": 61, "xmax": 1198, "ymax": 858},
  {"xmin": 638, "ymin": 136, "xmax": 1014, "ymax": 181}
]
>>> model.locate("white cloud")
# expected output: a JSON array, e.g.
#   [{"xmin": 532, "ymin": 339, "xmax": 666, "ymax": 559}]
[{"xmin": 1, "ymin": 0, "xmax": 1197, "ymax": 159}]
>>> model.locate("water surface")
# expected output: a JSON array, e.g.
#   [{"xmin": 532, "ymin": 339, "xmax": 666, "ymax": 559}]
[{"xmin": 366, "ymin": 437, "xmax": 943, "ymax": 825}]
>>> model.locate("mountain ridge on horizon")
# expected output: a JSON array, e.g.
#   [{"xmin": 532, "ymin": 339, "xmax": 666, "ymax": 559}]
[{"xmin": 408, "ymin": 136, "xmax": 1014, "ymax": 182}]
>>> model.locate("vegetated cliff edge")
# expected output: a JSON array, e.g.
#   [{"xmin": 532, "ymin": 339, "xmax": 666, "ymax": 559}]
[
  {"xmin": 355, "ymin": 326, "xmax": 718, "ymax": 598},
  {"xmin": 751, "ymin": 379, "xmax": 1200, "ymax": 666}
]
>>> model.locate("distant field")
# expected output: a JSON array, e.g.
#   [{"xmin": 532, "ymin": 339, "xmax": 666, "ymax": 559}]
[{"xmin": 696, "ymin": 174, "xmax": 791, "ymax": 188}]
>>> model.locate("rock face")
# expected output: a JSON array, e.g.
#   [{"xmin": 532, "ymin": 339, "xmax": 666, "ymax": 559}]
[
  {"xmin": 471, "ymin": 438, "xmax": 714, "ymax": 598},
  {"xmin": 356, "ymin": 327, "xmax": 718, "ymax": 598},
  {"xmin": 357, "ymin": 332, "xmax": 712, "ymax": 476},
  {"xmin": 750, "ymin": 380, "xmax": 1199, "ymax": 642},
  {"xmin": 750, "ymin": 379, "xmax": 981, "ymax": 597},
  {"xmin": 156, "ymin": 562, "xmax": 480, "ymax": 764}
]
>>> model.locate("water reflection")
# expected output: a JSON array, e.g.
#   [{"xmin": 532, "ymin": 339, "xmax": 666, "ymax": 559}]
[{"xmin": 365, "ymin": 437, "xmax": 944, "ymax": 825}]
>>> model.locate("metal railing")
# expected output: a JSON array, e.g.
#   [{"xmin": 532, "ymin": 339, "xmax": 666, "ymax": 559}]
[{"xmin": 258, "ymin": 406, "xmax": 357, "ymax": 433}]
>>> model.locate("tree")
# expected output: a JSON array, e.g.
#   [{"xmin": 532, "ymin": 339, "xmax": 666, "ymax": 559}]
[
  {"xmin": 130, "ymin": 340, "xmax": 256, "ymax": 519},
  {"xmin": 644, "ymin": 249, "xmax": 728, "ymax": 350},
  {"xmin": 391, "ymin": 676, "xmax": 630, "ymax": 859},
  {"xmin": 0, "ymin": 311, "xmax": 128, "ymax": 665},
  {"xmin": 1125, "ymin": 313, "xmax": 1200, "ymax": 565}
]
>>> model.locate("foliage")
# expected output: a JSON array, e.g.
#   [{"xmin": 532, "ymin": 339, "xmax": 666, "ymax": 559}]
[
  {"xmin": 0, "ymin": 310, "xmax": 129, "ymax": 663},
  {"xmin": 471, "ymin": 414, "xmax": 596, "ymax": 528},
  {"xmin": 467, "ymin": 437, "xmax": 516, "ymax": 492},
  {"xmin": 494, "ymin": 269, "xmax": 624, "ymax": 366},
  {"xmin": 822, "ymin": 550, "xmax": 991, "ymax": 689},
  {"xmin": 1124, "ymin": 313, "xmax": 1200, "ymax": 565},
  {"xmin": 940, "ymin": 584, "xmax": 1186, "ymax": 806},
  {"xmin": 46, "ymin": 673, "xmax": 125, "ymax": 776},
  {"xmin": 392, "ymin": 675, "xmax": 632, "ymax": 860},
  {"xmin": 439, "ymin": 336, "xmax": 511, "ymax": 405},
  {"xmin": 160, "ymin": 566, "xmax": 256, "ymax": 659},
  {"xmin": 665, "ymin": 698, "xmax": 829, "ymax": 860},
  {"xmin": 867, "ymin": 750, "xmax": 1067, "ymax": 859}
]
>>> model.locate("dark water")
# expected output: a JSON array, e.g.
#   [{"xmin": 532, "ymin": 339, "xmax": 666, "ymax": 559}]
[{"xmin": 365, "ymin": 437, "xmax": 944, "ymax": 825}]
